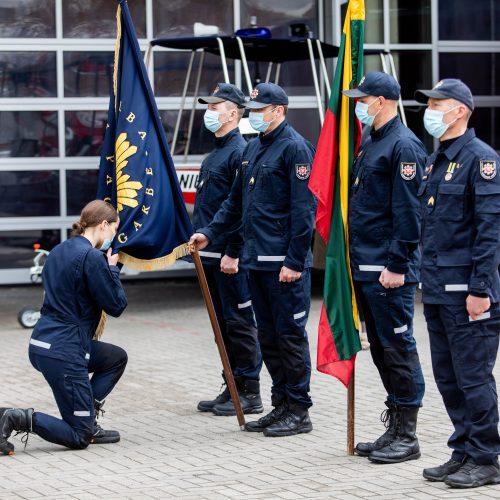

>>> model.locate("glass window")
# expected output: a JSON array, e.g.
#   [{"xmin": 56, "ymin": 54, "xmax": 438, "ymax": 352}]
[
  {"xmin": 63, "ymin": 1, "xmax": 146, "ymax": 38},
  {"xmin": 390, "ymin": 51, "xmax": 433, "ymax": 100},
  {"xmin": 65, "ymin": 110, "xmax": 108, "ymax": 157},
  {"xmin": 0, "ymin": 230, "xmax": 60, "ymax": 269},
  {"xmin": 439, "ymin": 53, "xmax": 500, "ymax": 96},
  {"xmin": 403, "ymin": 105, "xmax": 433, "ymax": 153},
  {"xmin": 0, "ymin": 1, "xmax": 55, "ymax": 38},
  {"xmin": 241, "ymin": 0, "xmax": 318, "ymax": 38},
  {"xmin": 154, "ymin": 52, "xmax": 235, "ymax": 97},
  {"xmin": 287, "ymin": 108, "xmax": 321, "ymax": 146},
  {"xmin": 66, "ymin": 170, "xmax": 99, "ymax": 216},
  {"xmin": 159, "ymin": 109, "xmax": 213, "ymax": 156},
  {"xmin": 0, "ymin": 52, "xmax": 57, "ymax": 98},
  {"xmin": 390, "ymin": 0, "xmax": 431, "ymax": 43},
  {"xmin": 439, "ymin": 0, "xmax": 500, "ymax": 41},
  {"xmin": 0, "ymin": 171, "xmax": 59, "ymax": 217},
  {"xmin": 64, "ymin": 52, "xmax": 114, "ymax": 97},
  {"xmin": 153, "ymin": 0, "xmax": 233, "ymax": 37},
  {"xmin": 470, "ymin": 107, "xmax": 500, "ymax": 152},
  {"xmin": 0, "ymin": 111, "xmax": 58, "ymax": 157}
]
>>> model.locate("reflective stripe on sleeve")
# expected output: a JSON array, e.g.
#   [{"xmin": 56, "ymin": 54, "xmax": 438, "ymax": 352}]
[
  {"xmin": 359, "ymin": 265, "xmax": 385, "ymax": 272},
  {"xmin": 257, "ymin": 255, "xmax": 286, "ymax": 262},
  {"xmin": 445, "ymin": 284, "xmax": 468, "ymax": 292},
  {"xmin": 293, "ymin": 311, "xmax": 306, "ymax": 320},
  {"xmin": 199, "ymin": 251, "xmax": 222, "ymax": 258},
  {"xmin": 73, "ymin": 411, "xmax": 91, "ymax": 417},
  {"xmin": 30, "ymin": 338, "xmax": 51, "ymax": 349},
  {"xmin": 238, "ymin": 300, "xmax": 252, "ymax": 309}
]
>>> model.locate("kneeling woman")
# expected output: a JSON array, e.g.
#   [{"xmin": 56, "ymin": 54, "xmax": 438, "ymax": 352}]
[{"xmin": 1, "ymin": 200, "xmax": 128, "ymax": 455}]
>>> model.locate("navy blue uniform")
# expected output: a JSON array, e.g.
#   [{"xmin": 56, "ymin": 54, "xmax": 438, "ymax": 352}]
[
  {"xmin": 420, "ymin": 128, "xmax": 500, "ymax": 465},
  {"xmin": 200, "ymin": 121, "xmax": 316, "ymax": 409},
  {"xmin": 193, "ymin": 128, "xmax": 261, "ymax": 381},
  {"xmin": 29, "ymin": 236, "xmax": 128, "ymax": 449},
  {"xmin": 349, "ymin": 116, "xmax": 426, "ymax": 407}
]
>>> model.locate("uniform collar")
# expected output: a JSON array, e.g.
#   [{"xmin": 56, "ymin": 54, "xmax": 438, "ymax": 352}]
[
  {"xmin": 440, "ymin": 128, "xmax": 476, "ymax": 160},
  {"xmin": 370, "ymin": 115, "xmax": 400, "ymax": 141},
  {"xmin": 214, "ymin": 127, "xmax": 240, "ymax": 148},
  {"xmin": 259, "ymin": 120, "xmax": 287, "ymax": 144}
]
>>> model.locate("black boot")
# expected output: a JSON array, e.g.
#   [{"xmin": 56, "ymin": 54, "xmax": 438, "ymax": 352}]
[
  {"xmin": 90, "ymin": 400, "xmax": 120, "ymax": 445},
  {"xmin": 0, "ymin": 408, "xmax": 33, "ymax": 456},
  {"xmin": 197, "ymin": 385, "xmax": 230, "ymax": 412},
  {"xmin": 263, "ymin": 405, "xmax": 313, "ymax": 437},
  {"xmin": 245, "ymin": 402, "xmax": 287, "ymax": 432},
  {"xmin": 368, "ymin": 407, "xmax": 420, "ymax": 463},
  {"xmin": 423, "ymin": 457, "xmax": 465, "ymax": 482},
  {"xmin": 355, "ymin": 405, "xmax": 397, "ymax": 457},
  {"xmin": 212, "ymin": 379, "xmax": 264, "ymax": 416},
  {"xmin": 445, "ymin": 459, "xmax": 500, "ymax": 488}
]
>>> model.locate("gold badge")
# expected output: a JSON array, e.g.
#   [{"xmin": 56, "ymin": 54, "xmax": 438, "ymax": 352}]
[
  {"xmin": 434, "ymin": 80, "xmax": 444, "ymax": 89},
  {"xmin": 354, "ymin": 176, "xmax": 359, "ymax": 186},
  {"xmin": 213, "ymin": 85, "xmax": 220, "ymax": 95},
  {"xmin": 249, "ymin": 176, "xmax": 255, "ymax": 185},
  {"xmin": 428, "ymin": 196, "xmax": 435, "ymax": 206},
  {"xmin": 425, "ymin": 164, "xmax": 433, "ymax": 174}
]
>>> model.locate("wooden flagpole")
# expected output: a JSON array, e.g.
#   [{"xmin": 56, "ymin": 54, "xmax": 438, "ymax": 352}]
[
  {"xmin": 347, "ymin": 367, "xmax": 355, "ymax": 454},
  {"xmin": 189, "ymin": 245, "xmax": 245, "ymax": 429}
]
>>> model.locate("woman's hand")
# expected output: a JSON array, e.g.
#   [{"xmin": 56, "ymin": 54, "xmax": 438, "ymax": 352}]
[{"xmin": 107, "ymin": 248, "xmax": 119, "ymax": 266}]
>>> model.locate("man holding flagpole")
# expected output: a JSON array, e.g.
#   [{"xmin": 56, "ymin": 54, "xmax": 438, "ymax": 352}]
[{"xmin": 343, "ymin": 72, "xmax": 427, "ymax": 463}]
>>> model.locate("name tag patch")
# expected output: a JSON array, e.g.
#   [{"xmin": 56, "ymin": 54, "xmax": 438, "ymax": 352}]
[
  {"xmin": 295, "ymin": 163, "xmax": 311, "ymax": 180},
  {"xmin": 400, "ymin": 162, "xmax": 416, "ymax": 180}
]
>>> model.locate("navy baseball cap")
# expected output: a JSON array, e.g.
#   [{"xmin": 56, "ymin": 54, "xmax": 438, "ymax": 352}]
[
  {"xmin": 244, "ymin": 82, "xmax": 289, "ymax": 109},
  {"xmin": 343, "ymin": 71, "xmax": 401, "ymax": 100},
  {"xmin": 415, "ymin": 79, "xmax": 474, "ymax": 111},
  {"xmin": 198, "ymin": 83, "xmax": 246, "ymax": 107}
]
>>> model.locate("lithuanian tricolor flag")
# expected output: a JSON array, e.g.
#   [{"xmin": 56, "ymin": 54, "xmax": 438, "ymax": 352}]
[{"xmin": 308, "ymin": 0, "xmax": 365, "ymax": 387}]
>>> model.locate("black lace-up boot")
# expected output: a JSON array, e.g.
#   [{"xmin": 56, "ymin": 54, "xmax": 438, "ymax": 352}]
[
  {"xmin": 355, "ymin": 405, "xmax": 397, "ymax": 457},
  {"xmin": 90, "ymin": 400, "xmax": 120, "ymax": 445},
  {"xmin": 0, "ymin": 408, "xmax": 33, "ymax": 456}
]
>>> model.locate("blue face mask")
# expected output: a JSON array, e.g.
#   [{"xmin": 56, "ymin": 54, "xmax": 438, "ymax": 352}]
[
  {"xmin": 423, "ymin": 106, "xmax": 459, "ymax": 138},
  {"xmin": 203, "ymin": 109, "xmax": 222, "ymax": 133},
  {"xmin": 355, "ymin": 98, "xmax": 380, "ymax": 127},
  {"xmin": 249, "ymin": 107, "xmax": 276, "ymax": 133},
  {"xmin": 100, "ymin": 224, "xmax": 116, "ymax": 252}
]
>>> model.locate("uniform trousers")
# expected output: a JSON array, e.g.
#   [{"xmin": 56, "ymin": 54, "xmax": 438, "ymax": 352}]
[
  {"xmin": 29, "ymin": 340, "xmax": 127, "ymax": 449},
  {"xmin": 424, "ymin": 303, "xmax": 500, "ymax": 465},
  {"xmin": 249, "ymin": 268, "xmax": 312, "ymax": 409},
  {"xmin": 356, "ymin": 281, "xmax": 425, "ymax": 407}
]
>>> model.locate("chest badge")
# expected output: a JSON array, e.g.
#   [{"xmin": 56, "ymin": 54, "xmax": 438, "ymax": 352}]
[
  {"xmin": 480, "ymin": 160, "xmax": 497, "ymax": 180},
  {"xmin": 354, "ymin": 176, "xmax": 359, "ymax": 187},
  {"xmin": 428, "ymin": 196, "xmax": 435, "ymax": 207},
  {"xmin": 249, "ymin": 176, "xmax": 255, "ymax": 185},
  {"xmin": 295, "ymin": 163, "xmax": 311, "ymax": 180},
  {"xmin": 445, "ymin": 172, "xmax": 453, "ymax": 181},
  {"xmin": 400, "ymin": 162, "xmax": 416, "ymax": 181},
  {"xmin": 425, "ymin": 164, "xmax": 433, "ymax": 175}
]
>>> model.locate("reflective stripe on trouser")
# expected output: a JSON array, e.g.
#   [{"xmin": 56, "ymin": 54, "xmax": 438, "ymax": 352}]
[
  {"xmin": 355, "ymin": 281, "xmax": 425, "ymax": 407},
  {"xmin": 424, "ymin": 303, "xmax": 500, "ymax": 465},
  {"xmin": 249, "ymin": 269, "xmax": 312, "ymax": 409},
  {"xmin": 28, "ymin": 341, "xmax": 128, "ymax": 450},
  {"xmin": 204, "ymin": 265, "xmax": 262, "ymax": 380}
]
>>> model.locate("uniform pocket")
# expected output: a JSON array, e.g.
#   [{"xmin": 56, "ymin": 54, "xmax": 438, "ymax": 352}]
[
  {"xmin": 436, "ymin": 183, "xmax": 466, "ymax": 221},
  {"xmin": 64, "ymin": 375, "xmax": 93, "ymax": 418}
]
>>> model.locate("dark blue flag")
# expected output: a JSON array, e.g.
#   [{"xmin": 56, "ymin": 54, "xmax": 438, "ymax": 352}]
[{"xmin": 97, "ymin": 0, "xmax": 193, "ymax": 271}]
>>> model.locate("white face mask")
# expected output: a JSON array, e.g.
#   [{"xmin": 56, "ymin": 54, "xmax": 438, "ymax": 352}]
[{"xmin": 423, "ymin": 105, "xmax": 460, "ymax": 138}]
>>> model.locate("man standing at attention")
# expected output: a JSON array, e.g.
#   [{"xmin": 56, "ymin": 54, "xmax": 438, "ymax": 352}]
[
  {"xmin": 343, "ymin": 72, "xmax": 426, "ymax": 463},
  {"xmin": 194, "ymin": 83, "xmax": 262, "ymax": 417},
  {"xmin": 190, "ymin": 83, "xmax": 317, "ymax": 437},
  {"xmin": 415, "ymin": 79, "xmax": 500, "ymax": 488}
]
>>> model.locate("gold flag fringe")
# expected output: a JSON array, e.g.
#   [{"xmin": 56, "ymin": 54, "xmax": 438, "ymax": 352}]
[
  {"xmin": 118, "ymin": 242, "xmax": 191, "ymax": 271},
  {"xmin": 94, "ymin": 311, "xmax": 107, "ymax": 340}
]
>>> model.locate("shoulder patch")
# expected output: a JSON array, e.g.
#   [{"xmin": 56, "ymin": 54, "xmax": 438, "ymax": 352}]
[
  {"xmin": 400, "ymin": 162, "xmax": 416, "ymax": 181},
  {"xmin": 479, "ymin": 160, "xmax": 496, "ymax": 180},
  {"xmin": 295, "ymin": 163, "xmax": 311, "ymax": 180}
]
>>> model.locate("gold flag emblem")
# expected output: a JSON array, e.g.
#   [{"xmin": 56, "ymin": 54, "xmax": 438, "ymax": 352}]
[{"xmin": 115, "ymin": 132, "xmax": 143, "ymax": 212}]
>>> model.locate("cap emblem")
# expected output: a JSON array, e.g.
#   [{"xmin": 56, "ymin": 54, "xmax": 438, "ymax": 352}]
[
  {"xmin": 213, "ymin": 85, "xmax": 220, "ymax": 95},
  {"xmin": 250, "ymin": 88, "xmax": 259, "ymax": 100},
  {"xmin": 434, "ymin": 80, "xmax": 444, "ymax": 89}
]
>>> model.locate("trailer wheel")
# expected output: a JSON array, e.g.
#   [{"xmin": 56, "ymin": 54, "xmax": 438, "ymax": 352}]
[{"xmin": 17, "ymin": 307, "xmax": 40, "ymax": 329}]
